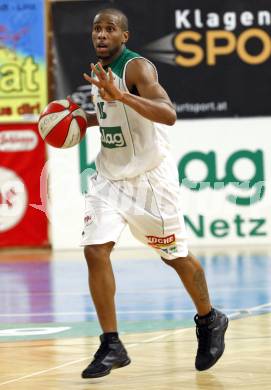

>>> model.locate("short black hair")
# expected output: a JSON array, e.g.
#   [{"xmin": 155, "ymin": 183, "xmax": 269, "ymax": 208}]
[{"xmin": 95, "ymin": 8, "xmax": 128, "ymax": 31}]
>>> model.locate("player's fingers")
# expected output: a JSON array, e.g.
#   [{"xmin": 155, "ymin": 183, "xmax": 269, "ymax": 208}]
[
  {"xmin": 83, "ymin": 72, "xmax": 92, "ymax": 83},
  {"xmin": 97, "ymin": 62, "xmax": 107, "ymax": 79},
  {"xmin": 108, "ymin": 67, "xmax": 114, "ymax": 83},
  {"xmin": 83, "ymin": 72, "xmax": 100, "ymax": 87},
  {"xmin": 90, "ymin": 63, "xmax": 102, "ymax": 80}
]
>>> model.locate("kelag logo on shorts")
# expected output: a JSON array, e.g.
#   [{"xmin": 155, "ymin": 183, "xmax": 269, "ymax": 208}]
[{"xmin": 100, "ymin": 126, "xmax": 127, "ymax": 149}]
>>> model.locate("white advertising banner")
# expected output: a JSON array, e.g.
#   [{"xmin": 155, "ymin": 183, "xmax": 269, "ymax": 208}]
[
  {"xmin": 48, "ymin": 118, "xmax": 271, "ymax": 249},
  {"xmin": 171, "ymin": 118, "xmax": 270, "ymax": 245}
]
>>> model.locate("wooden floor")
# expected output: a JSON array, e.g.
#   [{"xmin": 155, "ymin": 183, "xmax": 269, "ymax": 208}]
[{"xmin": 1, "ymin": 313, "xmax": 271, "ymax": 389}]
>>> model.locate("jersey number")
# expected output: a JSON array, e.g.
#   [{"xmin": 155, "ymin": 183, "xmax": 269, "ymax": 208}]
[{"xmin": 97, "ymin": 102, "xmax": 107, "ymax": 119}]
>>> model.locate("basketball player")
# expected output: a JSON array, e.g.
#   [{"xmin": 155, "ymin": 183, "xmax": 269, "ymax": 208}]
[{"xmin": 81, "ymin": 8, "xmax": 228, "ymax": 379}]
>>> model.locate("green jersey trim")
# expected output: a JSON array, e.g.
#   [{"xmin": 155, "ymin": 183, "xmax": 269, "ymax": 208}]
[{"xmin": 110, "ymin": 47, "xmax": 141, "ymax": 79}]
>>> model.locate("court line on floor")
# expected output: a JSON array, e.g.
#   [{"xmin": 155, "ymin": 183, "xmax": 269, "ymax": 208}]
[
  {"xmin": 227, "ymin": 302, "xmax": 271, "ymax": 319},
  {"xmin": 1, "ymin": 303, "xmax": 270, "ymax": 386},
  {"xmin": 0, "ymin": 327, "xmax": 191, "ymax": 387},
  {"xmin": 2, "ymin": 286, "xmax": 270, "ymax": 296},
  {"xmin": 0, "ymin": 310, "xmax": 195, "ymax": 317},
  {"xmin": 2, "ymin": 306, "xmax": 271, "ymax": 318}
]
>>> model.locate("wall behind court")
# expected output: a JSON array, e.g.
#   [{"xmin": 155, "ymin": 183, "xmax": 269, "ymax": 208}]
[{"xmin": 48, "ymin": 0, "xmax": 271, "ymax": 249}]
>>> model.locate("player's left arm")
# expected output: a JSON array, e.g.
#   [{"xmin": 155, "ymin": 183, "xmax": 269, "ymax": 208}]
[
  {"xmin": 123, "ymin": 59, "xmax": 177, "ymax": 126},
  {"xmin": 83, "ymin": 61, "xmax": 176, "ymax": 126}
]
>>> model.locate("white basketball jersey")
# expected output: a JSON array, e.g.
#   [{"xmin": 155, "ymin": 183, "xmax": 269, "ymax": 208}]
[{"xmin": 92, "ymin": 47, "xmax": 171, "ymax": 180}]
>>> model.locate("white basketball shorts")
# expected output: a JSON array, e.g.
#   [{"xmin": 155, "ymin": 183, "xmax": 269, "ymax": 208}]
[{"xmin": 81, "ymin": 155, "xmax": 189, "ymax": 260}]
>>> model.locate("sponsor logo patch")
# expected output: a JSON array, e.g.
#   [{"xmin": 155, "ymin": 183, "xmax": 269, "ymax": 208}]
[
  {"xmin": 84, "ymin": 214, "xmax": 95, "ymax": 226},
  {"xmin": 0, "ymin": 130, "xmax": 38, "ymax": 151},
  {"xmin": 161, "ymin": 245, "xmax": 178, "ymax": 254},
  {"xmin": 100, "ymin": 126, "xmax": 126, "ymax": 148},
  {"xmin": 146, "ymin": 234, "xmax": 176, "ymax": 249}
]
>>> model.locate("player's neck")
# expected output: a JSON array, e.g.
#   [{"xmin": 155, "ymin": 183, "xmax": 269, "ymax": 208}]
[{"xmin": 100, "ymin": 45, "xmax": 126, "ymax": 66}]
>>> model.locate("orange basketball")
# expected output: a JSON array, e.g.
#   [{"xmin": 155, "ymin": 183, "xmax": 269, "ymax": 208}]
[{"xmin": 38, "ymin": 98, "xmax": 87, "ymax": 148}]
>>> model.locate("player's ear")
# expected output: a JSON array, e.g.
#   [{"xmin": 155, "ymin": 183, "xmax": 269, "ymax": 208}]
[{"xmin": 122, "ymin": 31, "xmax": 129, "ymax": 44}]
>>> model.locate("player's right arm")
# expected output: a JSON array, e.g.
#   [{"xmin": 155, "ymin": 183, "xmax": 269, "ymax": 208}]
[{"xmin": 86, "ymin": 112, "xmax": 99, "ymax": 127}]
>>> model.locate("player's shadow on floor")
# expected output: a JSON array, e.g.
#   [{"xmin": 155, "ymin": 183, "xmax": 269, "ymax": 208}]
[{"xmin": 195, "ymin": 371, "xmax": 225, "ymax": 389}]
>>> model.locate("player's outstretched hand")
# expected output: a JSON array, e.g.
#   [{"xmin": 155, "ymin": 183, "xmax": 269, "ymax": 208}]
[{"xmin": 83, "ymin": 62, "xmax": 124, "ymax": 102}]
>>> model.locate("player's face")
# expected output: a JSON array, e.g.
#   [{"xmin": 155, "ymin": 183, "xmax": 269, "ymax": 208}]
[{"xmin": 92, "ymin": 14, "xmax": 128, "ymax": 61}]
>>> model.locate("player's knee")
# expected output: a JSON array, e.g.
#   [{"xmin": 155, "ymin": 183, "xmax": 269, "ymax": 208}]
[
  {"xmin": 84, "ymin": 242, "xmax": 114, "ymax": 268},
  {"xmin": 161, "ymin": 256, "xmax": 176, "ymax": 267},
  {"xmin": 84, "ymin": 245, "xmax": 98, "ymax": 265}
]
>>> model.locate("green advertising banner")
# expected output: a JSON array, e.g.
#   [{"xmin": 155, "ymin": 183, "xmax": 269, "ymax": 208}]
[{"xmin": 0, "ymin": 0, "xmax": 47, "ymax": 122}]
